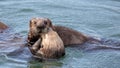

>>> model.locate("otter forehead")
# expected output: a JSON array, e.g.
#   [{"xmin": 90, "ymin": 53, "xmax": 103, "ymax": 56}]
[
  {"xmin": 34, "ymin": 18, "xmax": 44, "ymax": 23},
  {"xmin": 36, "ymin": 20, "xmax": 45, "ymax": 26},
  {"xmin": 32, "ymin": 18, "xmax": 48, "ymax": 25},
  {"xmin": 30, "ymin": 18, "xmax": 45, "ymax": 28}
]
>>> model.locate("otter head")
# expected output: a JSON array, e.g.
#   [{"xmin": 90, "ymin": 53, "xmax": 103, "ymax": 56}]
[{"xmin": 30, "ymin": 18, "xmax": 54, "ymax": 35}]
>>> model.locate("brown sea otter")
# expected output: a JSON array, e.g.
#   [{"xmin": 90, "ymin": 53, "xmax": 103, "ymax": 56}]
[
  {"xmin": 28, "ymin": 18, "xmax": 65, "ymax": 59},
  {"xmin": 28, "ymin": 18, "xmax": 88, "ymax": 47}
]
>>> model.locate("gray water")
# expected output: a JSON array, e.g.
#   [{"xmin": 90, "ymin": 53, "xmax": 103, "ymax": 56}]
[{"xmin": 0, "ymin": 0, "xmax": 120, "ymax": 68}]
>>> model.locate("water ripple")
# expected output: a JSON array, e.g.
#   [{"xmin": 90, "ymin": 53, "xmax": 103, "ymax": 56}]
[
  {"xmin": 19, "ymin": 8, "xmax": 35, "ymax": 12},
  {"xmin": 97, "ymin": 5, "xmax": 120, "ymax": 14}
]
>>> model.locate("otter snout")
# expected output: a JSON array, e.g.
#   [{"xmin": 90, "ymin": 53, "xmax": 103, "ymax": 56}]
[
  {"xmin": 37, "ymin": 23, "xmax": 45, "ymax": 29},
  {"xmin": 36, "ymin": 21, "xmax": 48, "ymax": 33}
]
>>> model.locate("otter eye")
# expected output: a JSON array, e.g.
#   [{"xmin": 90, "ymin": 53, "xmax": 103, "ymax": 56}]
[{"xmin": 44, "ymin": 21, "xmax": 47, "ymax": 25}]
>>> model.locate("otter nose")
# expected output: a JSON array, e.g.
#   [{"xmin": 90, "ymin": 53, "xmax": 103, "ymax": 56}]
[
  {"xmin": 37, "ymin": 23, "xmax": 45, "ymax": 29},
  {"xmin": 40, "ymin": 24, "xmax": 45, "ymax": 28}
]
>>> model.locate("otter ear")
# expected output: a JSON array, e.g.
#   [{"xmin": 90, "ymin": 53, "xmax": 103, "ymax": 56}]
[
  {"xmin": 30, "ymin": 18, "xmax": 37, "ymax": 28},
  {"xmin": 45, "ymin": 18, "xmax": 55, "ymax": 30},
  {"xmin": 29, "ymin": 19, "xmax": 32, "ymax": 28}
]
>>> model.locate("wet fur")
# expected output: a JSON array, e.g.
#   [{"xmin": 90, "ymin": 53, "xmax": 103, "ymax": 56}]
[
  {"xmin": 36, "ymin": 29, "xmax": 65, "ymax": 59},
  {"xmin": 27, "ymin": 18, "xmax": 89, "ymax": 58},
  {"xmin": 54, "ymin": 25, "xmax": 88, "ymax": 46},
  {"xmin": 27, "ymin": 18, "xmax": 65, "ymax": 59}
]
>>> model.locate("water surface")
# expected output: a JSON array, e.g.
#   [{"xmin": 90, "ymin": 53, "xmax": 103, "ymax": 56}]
[{"xmin": 0, "ymin": 0, "xmax": 120, "ymax": 68}]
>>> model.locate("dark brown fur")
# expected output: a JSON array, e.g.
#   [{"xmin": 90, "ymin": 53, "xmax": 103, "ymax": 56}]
[
  {"xmin": 0, "ymin": 22, "xmax": 8, "ymax": 29},
  {"xmin": 54, "ymin": 26, "xmax": 88, "ymax": 46}
]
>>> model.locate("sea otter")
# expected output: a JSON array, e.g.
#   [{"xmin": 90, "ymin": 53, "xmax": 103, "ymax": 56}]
[
  {"xmin": 27, "ymin": 18, "xmax": 89, "ymax": 58},
  {"xmin": 28, "ymin": 18, "xmax": 65, "ymax": 59},
  {"xmin": 28, "ymin": 18, "xmax": 88, "ymax": 47}
]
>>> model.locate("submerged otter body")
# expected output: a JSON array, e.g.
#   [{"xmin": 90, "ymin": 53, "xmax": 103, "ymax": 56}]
[{"xmin": 54, "ymin": 25, "xmax": 88, "ymax": 46}]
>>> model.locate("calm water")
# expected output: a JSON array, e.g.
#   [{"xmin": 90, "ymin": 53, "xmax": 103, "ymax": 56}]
[{"xmin": 0, "ymin": 0, "xmax": 120, "ymax": 68}]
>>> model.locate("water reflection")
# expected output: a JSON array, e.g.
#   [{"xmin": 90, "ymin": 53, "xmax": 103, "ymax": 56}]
[
  {"xmin": 28, "ymin": 60, "xmax": 63, "ymax": 68},
  {"xmin": 1, "ymin": 31, "xmax": 120, "ymax": 68}
]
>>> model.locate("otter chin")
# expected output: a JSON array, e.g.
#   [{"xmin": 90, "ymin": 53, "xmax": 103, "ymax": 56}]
[{"xmin": 28, "ymin": 18, "xmax": 65, "ymax": 59}]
